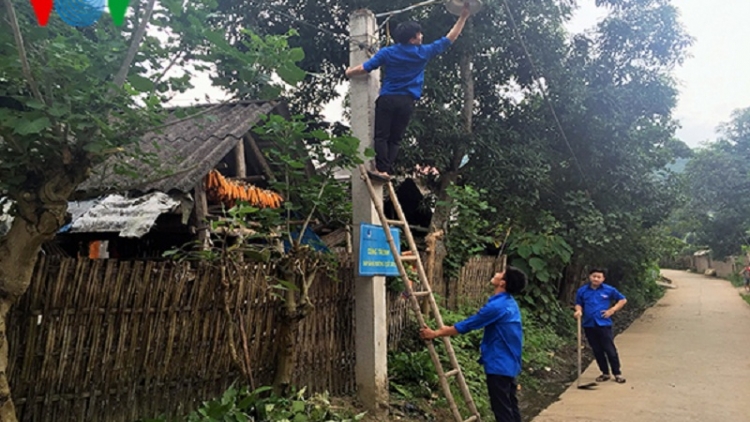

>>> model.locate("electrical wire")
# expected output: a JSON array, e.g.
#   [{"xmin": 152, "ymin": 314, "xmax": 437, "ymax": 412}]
[
  {"xmin": 264, "ymin": 6, "xmax": 348, "ymax": 42},
  {"xmin": 266, "ymin": 0, "xmax": 447, "ymax": 56},
  {"xmin": 375, "ymin": 0, "xmax": 443, "ymax": 18},
  {"xmin": 500, "ymin": 0, "xmax": 590, "ymax": 191}
]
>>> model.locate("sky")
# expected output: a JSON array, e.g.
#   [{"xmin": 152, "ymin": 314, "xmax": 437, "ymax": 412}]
[
  {"xmin": 567, "ymin": 0, "xmax": 750, "ymax": 148},
  {"xmin": 170, "ymin": 0, "xmax": 750, "ymax": 149}
]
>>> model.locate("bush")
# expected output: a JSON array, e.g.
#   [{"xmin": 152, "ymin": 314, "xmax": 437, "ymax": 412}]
[
  {"xmin": 619, "ymin": 263, "xmax": 665, "ymax": 309},
  {"xmin": 728, "ymin": 272, "xmax": 744, "ymax": 288},
  {"xmin": 143, "ymin": 385, "xmax": 366, "ymax": 422}
]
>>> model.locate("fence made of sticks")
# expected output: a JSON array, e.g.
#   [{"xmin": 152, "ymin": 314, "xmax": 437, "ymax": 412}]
[{"xmin": 7, "ymin": 253, "xmax": 503, "ymax": 422}]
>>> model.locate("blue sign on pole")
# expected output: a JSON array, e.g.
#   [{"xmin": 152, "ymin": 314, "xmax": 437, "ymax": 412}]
[{"xmin": 358, "ymin": 223, "xmax": 401, "ymax": 276}]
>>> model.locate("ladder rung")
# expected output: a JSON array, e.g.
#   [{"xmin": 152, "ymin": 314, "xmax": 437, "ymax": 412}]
[
  {"xmin": 412, "ymin": 291, "xmax": 430, "ymax": 298},
  {"xmin": 386, "ymin": 219, "xmax": 406, "ymax": 226},
  {"xmin": 462, "ymin": 416, "xmax": 478, "ymax": 422},
  {"xmin": 444, "ymin": 369, "xmax": 460, "ymax": 378},
  {"xmin": 400, "ymin": 254, "xmax": 418, "ymax": 261}
]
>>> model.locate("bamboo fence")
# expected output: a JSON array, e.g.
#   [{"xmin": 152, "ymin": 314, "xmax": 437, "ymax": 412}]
[{"xmin": 6, "ymin": 253, "xmax": 501, "ymax": 421}]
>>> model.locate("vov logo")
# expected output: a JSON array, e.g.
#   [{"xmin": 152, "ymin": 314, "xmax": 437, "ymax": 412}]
[{"xmin": 30, "ymin": 0, "xmax": 131, "ymax": 27}]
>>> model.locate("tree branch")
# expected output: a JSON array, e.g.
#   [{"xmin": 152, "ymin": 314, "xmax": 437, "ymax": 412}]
[
  {"xmin": 112, "ymin": 0, "xmax": 159, "ymax": 88},
  {"xmin": 2, "ymin": 0, "xmax": 45, "ymax": 104},
  {"xmin": 153, "ymin": 49, "xmax": 186, "ymax": 87},
  {"xmin": 295, "ymin": 181, "xmax": 327, "ymax": 247}
]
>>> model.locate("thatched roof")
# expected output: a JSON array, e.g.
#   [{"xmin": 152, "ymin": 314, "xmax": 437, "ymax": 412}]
[{"xmin": 77, "ymin": 100, "xmax": 288, "ymax": 196}]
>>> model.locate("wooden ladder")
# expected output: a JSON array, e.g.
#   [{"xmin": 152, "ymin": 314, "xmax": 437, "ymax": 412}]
[{"xmin": 358, "ymin": 165, "xmax": 481, "ymax": 422}]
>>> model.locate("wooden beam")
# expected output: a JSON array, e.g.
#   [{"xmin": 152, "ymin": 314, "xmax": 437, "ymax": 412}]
[
  {"xmin": 193, "ymin": 180, "xmax": 210, "ymax": 249},
  {"xmin": 234, "ymin": 139, "xmax": 247, "ymax": 178},
  {"xmin": 245, "ymin": 135, "xmax": 275, "ymax": 182},
  {"xmin": 233, "ymin": 176, "xmax": 266, "ymax": 183}
]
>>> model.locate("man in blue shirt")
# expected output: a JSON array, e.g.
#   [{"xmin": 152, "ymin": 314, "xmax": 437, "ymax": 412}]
[
  {"xmin": 345, "ymin": 4, "xmax": 472, "ymax": 179},
  {"xmin": 574, "ymin": 267, "xmax": 628, "ymax": 383},
  {"xmin": 420, "ymin": 267, "xmax": 527, "ymax": 422}
]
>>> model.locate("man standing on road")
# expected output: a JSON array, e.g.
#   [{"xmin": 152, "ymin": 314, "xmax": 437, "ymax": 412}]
[
  {"xmin": 574, "ymin": 267, "xmax": 628, "ymax": 384},
  {"xmin": 420, "ymin": 267, "xmax": 528, "ymax": 422}
]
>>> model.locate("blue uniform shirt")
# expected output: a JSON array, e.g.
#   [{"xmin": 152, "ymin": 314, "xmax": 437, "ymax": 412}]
[
  {"xmin": 362, "ymin": 37, "xmax": 452, "ymax": 100},
  {"xmin": 454, "ymin": 292, "xmax": 523, "ymax": 377},
  {"xmin": 575, "ymin": 283, "xmax": 626, "ymax": 328}
]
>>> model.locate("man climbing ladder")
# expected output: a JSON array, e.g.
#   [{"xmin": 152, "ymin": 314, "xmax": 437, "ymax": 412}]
[{"xmin": 345, "ymin": 2, "xmax": 472, "ymax": 180}]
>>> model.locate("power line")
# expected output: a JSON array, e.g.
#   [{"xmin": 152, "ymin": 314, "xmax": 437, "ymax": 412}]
[
  {"xmin": 264, "ymin": 6, "xmax": 348, "ymax": 42},
  {"xmin": 267, "ymin": 0, "xmax": 447, "ymax": 55},
  {"xmin": 264, "ymin": 6, "xmax": 380, "ymax": 55},
  {"xmin": 375, "ymin": 0, "xmax": 443, "ymax": 18},
  {"xmin": 500, "ymin": 0, "xmax": 590, "ymax": 191}
]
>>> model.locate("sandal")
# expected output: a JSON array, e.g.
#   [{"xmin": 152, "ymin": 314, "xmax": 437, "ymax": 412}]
[
  {"xmin": 595, "ymin": 374, "xmax": 611, "ymax": 382},
  {"xmin": 614, "ymin": 375, "xmax": 626, "ymax": 384},
  {"xmin": 367, "ymin": 170, "xmax": 390, "ymax": 181}
]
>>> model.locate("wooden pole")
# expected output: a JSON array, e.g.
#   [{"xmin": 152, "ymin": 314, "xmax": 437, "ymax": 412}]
[
  {"xmin": 193, "ymin": 180, "xmax": 210, "ymax": 249},
  {"xmin": 234, "ymin": 140, "xmax": 246, "ymax": 178}
]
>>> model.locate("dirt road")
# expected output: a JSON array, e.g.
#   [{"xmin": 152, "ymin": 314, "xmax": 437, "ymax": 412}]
[{"xmin": 532, "ymin": 270, "xmax": 750, "ymax": 422}]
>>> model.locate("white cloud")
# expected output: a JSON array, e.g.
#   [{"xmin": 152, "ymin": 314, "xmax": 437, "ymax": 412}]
[{"xmin": 570, "ymin": 0, "xmax": 750, "ymax": 148}]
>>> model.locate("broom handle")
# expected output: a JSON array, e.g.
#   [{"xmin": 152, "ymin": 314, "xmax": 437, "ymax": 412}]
[{"xmin": 577, "ymin": 315, "xmax": 582, "ymax": 379}]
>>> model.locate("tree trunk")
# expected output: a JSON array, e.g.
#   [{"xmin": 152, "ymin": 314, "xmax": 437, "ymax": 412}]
[
  {"xmin": 0, "ymin": 298, "xmax": 16, "ymax": 422},
  {"xmin": 559, "ymin": 261, "xmax": 585, "ymax": 304},
  {"xmin": 429, "ymin": 52, "xmax": 473, "ymax": 232},
  {"xmin": 272, "ymin": 267, "xmax": 300, "ymax": 396},
  {"xmin": 0, "ymin": 219, "xmax": 62, "ymax": 421},
  {"xmin": 272, "ymin": 311, "xmax": 301, "ymax": 397},
  {"xmin": 429, "ymin": 51, "xmax": 474, "ymax": 278},
  {"xmin": 0, "ymin": 176, "xmax": 76, "ymax": 421}
]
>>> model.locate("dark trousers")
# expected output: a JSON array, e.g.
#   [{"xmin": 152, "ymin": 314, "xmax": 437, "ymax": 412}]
[
  {"xmin": 486, "ymin": 374, "xmax": 521, "ymax": 422},
  {"xmin": 373, "ymin": 94, "xmax": 415, "ymax": 174},
  {"xmin": 584, "ymin": 325, "xmax": 621, "ymax": 375}
]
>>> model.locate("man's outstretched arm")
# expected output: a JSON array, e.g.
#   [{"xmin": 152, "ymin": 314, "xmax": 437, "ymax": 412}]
[
  {"xmin": 420, "ymin": 325, "xmax": 459, "ymax": 340},
  {"xmin": 346, "ymin": 47, "xmax": 387, "ymax": 78},
  {"xmin": 446, "ymin": 3, "xmax": 471, "ymax": 43},
  {"xmin": 345, "ymin": 65, "xmax": 367, "ymax": 78}
]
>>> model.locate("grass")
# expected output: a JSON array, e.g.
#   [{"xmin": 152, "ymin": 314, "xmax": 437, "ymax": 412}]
[
  {"xmin": 727, "ymin": 273, "xmax": 745, "ymax": 288},
  {"xmin": 741, "ymin": 292, "xmax": 750, "ymax": 306},
  {"xmin": 726, "ymin": 273, "xmax": 750, "ymax": 305}
]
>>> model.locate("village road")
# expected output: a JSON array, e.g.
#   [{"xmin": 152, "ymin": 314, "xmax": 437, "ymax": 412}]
[{"xmin": 532, "ymin": 269, "xmax": 750, "ymax": 422}]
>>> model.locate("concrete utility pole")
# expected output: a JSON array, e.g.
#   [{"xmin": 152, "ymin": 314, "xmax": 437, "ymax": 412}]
[{"xmin": 348, "ymin": 9, "xmax": 389, "ymax": 414}]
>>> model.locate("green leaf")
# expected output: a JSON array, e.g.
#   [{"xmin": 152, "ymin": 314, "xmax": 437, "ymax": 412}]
[
  {"xmin": 277, "ymin": 65, "xmax": 306, "ymax": 85},
  {"xmin": 291, "ymin": 400, "xmax": 305, "ymax": 413},
  {"xmin": 128, "ymin": 74, "xmax": 155, "ymax": 92},
  {"xmin": 536, "ymin": 270, "xmax": 550, "ymax": 282},
  {"xmin": 528, "ymin": 257, "xmax": 546, "ymax": 273},
  {"xmin": 517, "ymin": 244, "xmax": 532, "ymax": 259},
  {"xmin": 48, "ymin": 105, "xmax": 67, "ymax": 117},
  {"xmin": 289, "ymin": 47, "xmax": 305, "ymax": 62},
  {"xmin": 24, "ymin": 99, "xmax": 45, "ymax": 109},
  {"xmin": 205, "ymin": 30, "xmax": 233, "ymax": 51},
  {"xmin": 390, "ymin": 382, "xmax": 414, "ymax": 399},
  {"xmin": 14, "ymin": 117, "xmax": 51, "ymax": 135}
]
